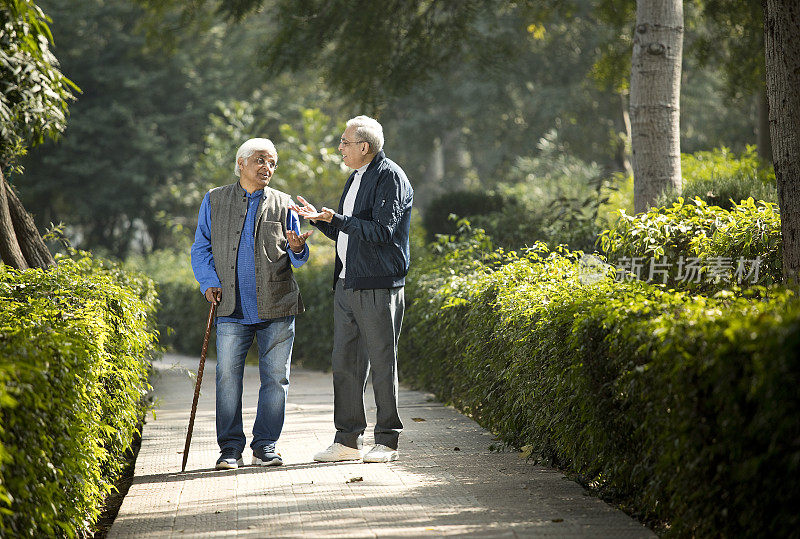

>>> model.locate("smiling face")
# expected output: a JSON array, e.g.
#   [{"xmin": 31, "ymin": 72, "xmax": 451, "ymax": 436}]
[
  {"xmin": 338, "ymin": 125, "xmax": 371, "ymax": 170},
  {"xmin": 238, "ymin": 149, "xmax": 277, "ymax": 193}
]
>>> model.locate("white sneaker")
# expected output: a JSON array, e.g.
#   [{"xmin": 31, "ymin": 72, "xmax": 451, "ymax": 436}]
[
  {"xmin": 313, "ymin": 443, "xmax": 363, "ymax": 462},
  {"xmin": 363, "ymin": 444, "xmax": 399, "ymax": 463}
]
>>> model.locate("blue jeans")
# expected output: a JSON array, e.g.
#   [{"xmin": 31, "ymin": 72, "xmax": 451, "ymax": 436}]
[{"xmin": 215, "ymin": 317, "xmax": 294, "ymax": 453}]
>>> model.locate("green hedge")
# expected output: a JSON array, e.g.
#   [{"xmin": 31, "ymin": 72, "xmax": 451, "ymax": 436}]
[
  {"xmin": 0, "ymin": 253, "xmax": 159, "ymax": 537},
  {"xmin": 656, "ymin": 146, "xmax": 777, "ymax": 210},
  {"xmin": 400, "ymin": 239, "xmax": 800, "ymax": 537},
  {"xmin": 599, "ymin": 197, "xmax": 782, "ymax": 293}
]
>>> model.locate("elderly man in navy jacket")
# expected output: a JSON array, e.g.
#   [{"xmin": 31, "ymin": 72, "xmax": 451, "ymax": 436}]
[{"xmin": 291, "ymin": 115, "xmax": 413, "ymax": 463}]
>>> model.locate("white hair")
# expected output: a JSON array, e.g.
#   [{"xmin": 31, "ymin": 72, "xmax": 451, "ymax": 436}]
[
  {"xmin": 234, "ymin": 138, "xmax": 277, "ymax": 177},
  {"xmin": 346, "ymin": 115, "xmax": 384, "ymax": 154}
]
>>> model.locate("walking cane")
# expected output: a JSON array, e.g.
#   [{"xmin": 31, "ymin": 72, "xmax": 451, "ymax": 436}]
[{"xmin": 181, "ymin": 299, "xmax": 217, "ymax": 472}]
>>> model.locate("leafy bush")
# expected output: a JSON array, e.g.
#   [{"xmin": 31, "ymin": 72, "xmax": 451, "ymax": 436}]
[
  {"xmin": 401, "ymin": 234, "xmax": 800, "ymax": 537},
  {"xmin": 423, "ymin": 145, "xmax": 612, "ymax": 252},
  {"xmin": 656, "ymin": 146, "xmax": 776, "ymax": 210},
  {"xmin": 422, "ymin": 189, "xmax": 509, "ymax": 241},
  {"xmin": 599, "ymin": 197, "xmax": 782, "ymax": 292},
  {"xmin": 0, "ymin": 253, "xmax": 159, "ymax": 537},
  {"xmin": 472, "ymin": 192, "xmax": 602, "ymax": 253}
]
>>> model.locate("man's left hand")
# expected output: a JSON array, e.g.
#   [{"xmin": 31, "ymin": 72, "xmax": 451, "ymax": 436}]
[{"xmin": 287, "ymin": 229, "xmax": 313, "ymax": 253}]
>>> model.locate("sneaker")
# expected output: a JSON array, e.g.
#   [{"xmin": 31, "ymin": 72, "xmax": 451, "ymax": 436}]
[
  {"xmin": 363, "ymin": 444, "xmax": 399, "ymax": 463},
  {"xmin": 215, "ymin": 449, "xmax": 244, "ymax": 470},
  {"xmin": 252, "ymin": 444, "xmax": 283, "ymax": 466},
  {"xmin": 313, "ymin": 442, "xmax": 363, "ymax": 462}
]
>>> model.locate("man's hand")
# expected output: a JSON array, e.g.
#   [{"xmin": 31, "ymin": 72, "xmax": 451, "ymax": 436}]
[
  {"xmin": 205, "ymin": 287, "xmax": 221, "ymax": 305},
  {"xmin": 290, "ymin": 195, "xmax": 334, "ymax": 223},
  {"xmin": 287, "ymin": 229, "xmax": 313, "ymax": 253}
]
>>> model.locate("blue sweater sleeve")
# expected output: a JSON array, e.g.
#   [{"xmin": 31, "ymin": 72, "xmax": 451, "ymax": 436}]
[
  {"xmin": 190, "ymin": 192, "xmax": 222, "ymax": 295},
  {"xmin": 287, "ymin": 209, "xmax": 309, "ymax": 268}
]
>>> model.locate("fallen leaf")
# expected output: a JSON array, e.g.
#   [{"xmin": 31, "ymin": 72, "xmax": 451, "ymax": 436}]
[
  {"xmin": 411, "ymin": 417, "xmax": 426, "ymax": 422},
  {"xmin": 346, "ymin": 476, "xmax": 363, "ymax": 483}
]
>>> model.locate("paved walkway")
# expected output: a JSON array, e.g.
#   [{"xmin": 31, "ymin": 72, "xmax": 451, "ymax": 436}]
[{"xmin": 109, "ymin": 354, "xmax": 654, "ymax": 538}]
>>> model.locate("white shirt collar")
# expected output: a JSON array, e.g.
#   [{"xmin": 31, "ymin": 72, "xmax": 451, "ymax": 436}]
[{"xmin": 354, "ymin": 163, "xmax": 369, "ymax": 177}]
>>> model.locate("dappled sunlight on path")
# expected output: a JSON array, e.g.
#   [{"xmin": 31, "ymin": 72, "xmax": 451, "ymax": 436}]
[{"xmin": 109, "ymin": 355, "xmax": 653, "ymax": 537}]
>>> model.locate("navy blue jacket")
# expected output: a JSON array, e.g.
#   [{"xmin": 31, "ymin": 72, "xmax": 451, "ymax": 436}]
[{"xmin": 311, "ymin": 150, "xmax": 413, "ymax": 290}]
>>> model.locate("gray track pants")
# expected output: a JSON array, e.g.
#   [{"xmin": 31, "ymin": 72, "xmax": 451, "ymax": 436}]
[{"xmin": 332, "ymin": 279, "xmax": 404, "ymax": 450}]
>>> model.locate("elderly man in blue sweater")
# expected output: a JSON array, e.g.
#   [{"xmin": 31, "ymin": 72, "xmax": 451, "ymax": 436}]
[{"xmin": 191, "ymin": 138, "xmax": 311, "ymax": 469}]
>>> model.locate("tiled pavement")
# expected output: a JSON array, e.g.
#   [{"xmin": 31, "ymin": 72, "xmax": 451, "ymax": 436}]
[{"xmin": 109, "ymin": 354, "xmax": 654, "ymax": 538}]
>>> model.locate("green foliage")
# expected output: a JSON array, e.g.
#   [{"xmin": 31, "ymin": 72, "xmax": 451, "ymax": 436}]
[
  {"xmin": 17, "ymin": 0, "xmax": 293, "ymax": 257},
  {"xmin": 126, "ymin": 247, "xmax": 208, "ymax": 355},
  {"xmin": 656, "ymin": 146, "xmax": 777, "ymax": 210},
  {"xmin": 689, "ymin": 0, "xmax": 764, "ymax": 96},
  {"xmin": 259, "ymin": 0, "xmax": 496, "ymax": 110},
  {"xmin": 17, "ymin": 0, "xmax": 225, "ymax": 256},
  {"xmin": 422, "ymin": 190, "xmax": 508, "ymax": 242},
  {"xmin": 0, "ymin": 0, "xmax": 77, "ymax": 165},
  {"xmin": 599, "ymin": 197, "xmax": 782, "ymax": 292},
  {"xmin": 292, "ymin": 243, "xmax": 336, "ymax": 371},
  {"xmin": 276, "ymin": 108, "xmax": 347, "ymax": 210},
  {"xmin": 425, "ymin": 141, "xmax": 609, "ymax": 252},
  {"xmin": 0, "ymin": 252, "xmax": 159, "ymax": 537},
  {"xmin": 401, "ymin": 236, "xmax": 800, "ymax": 537}
]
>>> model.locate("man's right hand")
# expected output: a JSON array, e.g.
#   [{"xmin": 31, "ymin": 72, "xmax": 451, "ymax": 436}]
[
  {"xmin": 205, "ymin": 287, "xmax": 221, "ymax": 305},
  {"xmin": 291, "ymin": 195, "xmax": 334, "ymax": 223}
]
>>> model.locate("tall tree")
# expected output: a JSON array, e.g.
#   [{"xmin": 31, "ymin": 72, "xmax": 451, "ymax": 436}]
[
  {"xmin": 0, "ymin": 0, "xmax": 75, "ymax": 269},
  {"xmin": 763, "ymin": 0, "xmax": 800, "ymax": 286},
  {"xmin": 630, "ymin": 0, "xmax": 684, "ymax": 213}
]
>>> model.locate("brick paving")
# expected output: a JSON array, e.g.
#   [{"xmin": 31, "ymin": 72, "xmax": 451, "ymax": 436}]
[{"xmin": 109, "ymin": 354, "xmax": 654, "ymax": 538}]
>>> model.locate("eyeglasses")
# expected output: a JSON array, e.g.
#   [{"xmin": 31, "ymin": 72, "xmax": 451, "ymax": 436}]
[
  {"xmin": 253, "ymin": 156, "xmax": 277, "ymax": 168},
  {"xmin": 339, "ymin": 138, "xmax": 366, "ymax": 146}
]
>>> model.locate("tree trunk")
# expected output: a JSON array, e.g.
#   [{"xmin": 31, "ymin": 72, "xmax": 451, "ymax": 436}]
[
  {"xmin": 616, "ymin": 92, "xmax": 634, "ymax": 177},
  {"xmin": 7, "ymin": 180, "xmax": 55, "ymax": 268},
  {"xmin": 0, "ymin": 169, "xmax": 54, "ymax": 270},
  {"xmin": 630, "ymin": 0, "xmax": 683, "ymax": 214},
  {"xmin": 0, "ymin": 171, "xmax": 29, "ymax": 269},
  {"xmin": 430, "ymin": 136, "xmax": 445, "ymax": 183},
  {"xmin": 756, "ymin": 90, "xmax": 772, "ymax": 164},
  {"xmin": 763, "ymin": 0, "xmax": 800, "ymax": 287}
]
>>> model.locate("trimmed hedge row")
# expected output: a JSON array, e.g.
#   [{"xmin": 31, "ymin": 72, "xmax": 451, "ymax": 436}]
[
  {"xmin": 400, "ymin": 243, "xmax": 800, "ymax": 537},
  {"xmin": 0, "ymin": 254, "xmax": 159, "ymax": 537}
]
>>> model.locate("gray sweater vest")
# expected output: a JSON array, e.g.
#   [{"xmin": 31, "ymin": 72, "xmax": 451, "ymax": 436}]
[{"xmin": 209, "ymin": 183, "xmax": 304, "ymax": 319}]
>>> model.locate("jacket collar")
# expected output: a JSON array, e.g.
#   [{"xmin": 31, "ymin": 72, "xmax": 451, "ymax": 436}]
[
  {"xmin": 366, "ymin": 150, "xmax": 385, "ymax": 174},
  {"xmin": 348, "ymin": 150, "xmax": 385, "ymax": 182}
]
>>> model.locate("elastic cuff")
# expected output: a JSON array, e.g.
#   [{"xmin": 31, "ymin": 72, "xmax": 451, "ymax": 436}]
[{"xmin": 330, "ymin": 213, "xmax": 346, "ymax": 229}]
